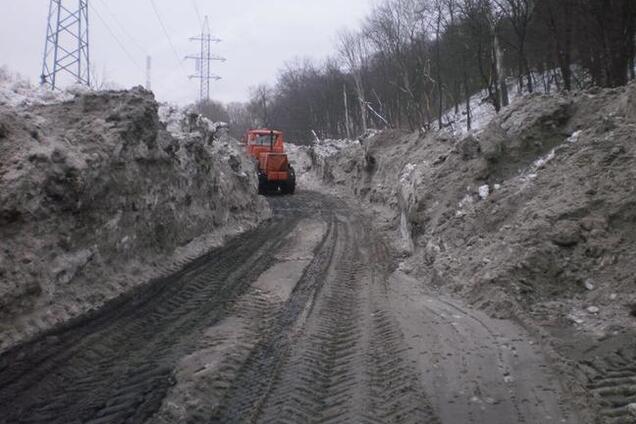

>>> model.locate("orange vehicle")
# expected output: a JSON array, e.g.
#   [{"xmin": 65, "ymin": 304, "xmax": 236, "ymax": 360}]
[{"xmin": 243, "ymin": 129, "xmax": 296, "ymax": 195}]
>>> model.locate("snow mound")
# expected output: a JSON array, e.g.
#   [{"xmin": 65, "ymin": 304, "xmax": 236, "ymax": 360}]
[
  {"xmin": 311, "ymin": 138, "xmax": 358, "ymax": 159},
  {"xmin": 0, "ymin": 67, "xmax": 77, "ymax": 108},
  {"xmin": 158, "ymin": 104, "xmax": 227, "ymax": 141},
  {"xmin": 0, "ymin": 87, "xmax": 267, "ymax": 352}
]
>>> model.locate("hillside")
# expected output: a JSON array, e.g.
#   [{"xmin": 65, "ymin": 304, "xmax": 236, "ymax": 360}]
[{"xmin": 290, "ymin": 82, "xmax": 636, "ymax": 422}]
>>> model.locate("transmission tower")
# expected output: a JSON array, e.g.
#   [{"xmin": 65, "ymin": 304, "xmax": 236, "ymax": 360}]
[
  {"xmin": 186, "ymin": 16, "xmax": 225, "ymax": 103},
  {"xmin": 41, "ymin": 0, "xmax": 91, "ymax": 89}
]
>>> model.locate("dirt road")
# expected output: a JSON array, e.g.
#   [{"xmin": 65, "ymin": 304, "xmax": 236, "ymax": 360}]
[{"xmin": 0, "ymin": 192, "xmax": 579, "ymax": 423}]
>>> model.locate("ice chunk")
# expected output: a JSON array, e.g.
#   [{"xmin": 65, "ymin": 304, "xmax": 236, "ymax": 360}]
[{"xmin": 479, "ymin": 185, "xmax": 490, "ymax": 200}]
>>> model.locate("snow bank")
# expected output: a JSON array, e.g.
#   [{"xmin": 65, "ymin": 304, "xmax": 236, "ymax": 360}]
[
  {"xmin": 158, "ymin": 104, "xmax": 227, "ymax": 141},
  {"xmin": 0, "ymin": 67, "xmax": 76, "ymax": 108},
  {"xmin": 311, "ymin": 138, "xmax": 359, "ymax": 159},
  {"xmin": 0, "ymin": 86, "xmax": 267, "ymax": 353},
  {"xmin": 304, "ymin": 81, "xmax": 636, "ymax": 336}
]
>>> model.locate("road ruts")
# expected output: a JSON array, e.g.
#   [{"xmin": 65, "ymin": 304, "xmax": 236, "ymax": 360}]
[
  {"xmin": 0, "ymin": 191, "xmax": 440, "ymax": 424},
  {"xmin": 211, "ymin": 209, "xmax": 439, "ymax": 424},
  {"xmin": 582, "ymin": 345, "xmax": 636, "ymax": 424},
  {"xmin": 0, "ymin": 214, "xmax": 301, "ymax": 424}
]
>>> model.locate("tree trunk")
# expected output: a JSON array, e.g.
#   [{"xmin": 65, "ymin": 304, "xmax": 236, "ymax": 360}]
[
  {"xmin": 491, "ymin": 42, "xmax": 501, "ymax": 112},
  {"xmin": 436, "ymin": 11, "xmax": 443, "ymax": 130},
  {"xmin": 464, "ymin": 68, "xmax": 471, "ymax": 131},
  {"xmin": 562, "ymin": 1, "xmax": 573, "ymax": 90},
  {"xmin": 454, "ymin": 80, "xmax": 460, "ymax": 115},
  {"xmin": 517, "ymin": 45, "xmax": 524, "ymax": 94},
  {"xmin": 355, "ymin": 76, "xmax": 368, "ymax": 133},
  {"xmin": 494, "ymin": 32, "xmax": 509, "ymax": 108},
  {"xmin": 343, "ymin": 85, "xmax": 352, "ymax": 139},
  {"xmin": 631, "ymin": 41, "xmax": 635, "ymax": 80},
  {"xmin": 525, "ymin": 57, "xmax": 533, "ymax": 93}
]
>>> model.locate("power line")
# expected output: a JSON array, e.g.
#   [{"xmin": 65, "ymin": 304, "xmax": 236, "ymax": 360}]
[
  {"xmin": 89, "ymin": 2, "xmax": 144, "ymax": 74},
  {"xmin": 191, "ymin": 0, "xmax": 203, "ymax": 27},
  {"xmin": 95, "ymin": 0, "xmax": 147, "ymax": 56},
  {"xmin": 148, "ymin": 0, "xmax": 187, "ymax": 75}
]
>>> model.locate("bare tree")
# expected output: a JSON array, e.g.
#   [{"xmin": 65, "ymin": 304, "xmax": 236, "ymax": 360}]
[
  {"xmin": 215, "ymin": 0, "xmax": 634, "ymax": 143},
  {"xmin": 458, "ymin": 0, "xmax": 508, "ymax": 111},
  {"xmin": 494, "ymin": 0, "xmax": 535, "ymax": 92},
  {"xmin": 197, "ymin": 99, "xmax": 229, "ymax": 123},
  {"xmin": 248, "ymin": 84, "xmax": 273, "ymax": 127},
  {"xmin": 365, "ymin": 0, "xmax": 428, "ymax": 129},
  {"xmin": 338, "ymin": 30, "xmax": 369, "ymax": 133}
]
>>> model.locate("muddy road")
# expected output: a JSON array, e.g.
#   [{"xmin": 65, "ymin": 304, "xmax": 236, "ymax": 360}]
[{"xmin": 0, "ymin": 192, "xmax": 579, "ymax": 423}]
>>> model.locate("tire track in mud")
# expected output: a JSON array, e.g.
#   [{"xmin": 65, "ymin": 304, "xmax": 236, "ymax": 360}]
[
  {"xmin": 1, "ymin": 192, "xmax": 438, "ymax": 424},
  {"xmin": 582, "ymin": 346, "xmax": 636, "ymax": 423},
  {"xmin": 0, "ymin": 218, "xmax": 300, "ymax": 424},
  {"xmin": 251, "ymin": 221, "xmax": 366, "ymax": 424},
  {"xmin": 363, "ymin": 221, "xmax": 439, "ymax": 424},
  {"xmin": 209, "ymin": 216, "xmax": 340, "ymax": 423},
  {"xmin": 212, "ymin": 212, "xmax": 439, "ymax": 423}
]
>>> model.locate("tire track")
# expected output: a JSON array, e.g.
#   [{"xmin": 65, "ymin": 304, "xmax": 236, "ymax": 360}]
[
  {"xmin": 209, "ymin": 217, "xmax": 340, "ymax": 423},
  {"xmin": 1, "ymin": 192, "xmax": 444, "ymax": 424},
  {"xmin": 0, "ymin": 218, "xmax": 299, "ymax": 424},
  {"xmin": 253, "ymin": 220, "xmax": 368, "ymax": 424},
  {"xmin": 212, "ymin": 212, "xmax": 440, "ymax": 424},
  {"xmin": 583, "ymin": 347, "xmax": 636, "ymax": 423},
  {"xmin": 362, "ymin": 218, "xmax": 439, "ymax": 424}
]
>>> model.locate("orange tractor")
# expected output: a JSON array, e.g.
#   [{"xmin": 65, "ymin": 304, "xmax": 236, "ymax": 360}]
[{"xmin": 243, "ymin": 129, "xmax": 296, "ymax": 195}]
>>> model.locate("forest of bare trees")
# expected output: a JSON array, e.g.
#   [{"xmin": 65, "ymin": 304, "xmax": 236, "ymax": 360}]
[{"xmin": 199, "ymin": 0, "xmax": 635, "ymax": 143}]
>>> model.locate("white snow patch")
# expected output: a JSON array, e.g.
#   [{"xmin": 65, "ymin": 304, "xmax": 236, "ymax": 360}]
[
  {"xmin": 478, "ymin": 185, "xmax": 490, "ymax": 200},
  {"xmin": 532, "ymin": 149, "xmax": 556, "ymax": 170},
  {"xmin": 310, "ymin": 138, "xmax": 358, "ymax": 160},
  {"xmin": 158, "ymin": 104, "xmax": 227, "ymax": 141},
  {"xmin": 567, "ymin": 130, "xmax": 582, "ymax": 143},
  {"xmin": 514, "ymin": 148, "xmax": 558, "ymax": 192},
  {"xmin": 456, "ymin": 194, "xmax": 475, "ymax": 217},
  {"xmin": 0, "ymin": 67, "xmax": 75, "ymax": 107},
  {"xmin": 441, "ymin": 72, "xmax": 557, "ymax": 136},
  {"xmin": 400, "ymin": 163, "xmax": 417, "ymax": 183}
]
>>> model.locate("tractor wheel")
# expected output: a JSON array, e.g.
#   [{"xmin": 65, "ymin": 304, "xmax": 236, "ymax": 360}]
[
  {"xmin": 285, "ymin": 166, "xmax": 296, "ymax": 195},
  {"xmin": 257, "ymin": 173, "xmax": 267, "ymax": 195}
]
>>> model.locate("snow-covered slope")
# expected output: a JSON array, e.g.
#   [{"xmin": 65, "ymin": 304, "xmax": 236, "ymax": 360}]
[{"xmin": 0, "ymin": 75, "xmax": 268, "ymax": 353}]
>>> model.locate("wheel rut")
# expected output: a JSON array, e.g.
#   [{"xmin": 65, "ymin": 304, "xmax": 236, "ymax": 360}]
[
  {"xmin": 583, "ymin": 345, "xmax": 636, "ymax": 423},
  {"xmin": 0, "ymin": 191, "xmax": 574, "ymax": 424},
  {"xmin": 211, "ymin": 211, "xmax": 439, "ymax": 423},
  {"xmin": 0, "ymin": 218, "xmax": 299, "ymax": 424}
]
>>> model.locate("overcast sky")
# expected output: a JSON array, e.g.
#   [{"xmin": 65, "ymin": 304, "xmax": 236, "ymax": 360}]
[{"xmin": 0, "ymin": 0, "xmax": 373, "ymax": 105}]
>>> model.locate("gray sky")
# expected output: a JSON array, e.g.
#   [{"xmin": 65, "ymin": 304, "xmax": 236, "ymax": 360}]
[{"xmin": 0, "ymin": 0, "xmax": 373, "ymax": 105}]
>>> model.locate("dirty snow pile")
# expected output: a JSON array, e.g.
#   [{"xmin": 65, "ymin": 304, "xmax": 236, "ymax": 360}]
[
  {"xmin": 303, "ymin": 83, "xmax": 636, "ymax": 337},
  {"xmin": 287, "ymin": 138, "xmax": 361, "ymax": 191},
  {"xmin": 0, "ymin": 82, "xmax": 268, "ymax": 351},
  {"xmin": 158, "ymin": 104, "xmax": 228, "ymax": 143},
  {"xmin": 0, "ymin": 66, "xmax": 80, "ymax": 107}
]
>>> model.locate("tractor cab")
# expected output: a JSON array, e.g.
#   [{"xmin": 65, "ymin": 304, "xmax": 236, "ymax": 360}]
[
  {"xmin": 243, "ymin": 129, "xmax": 295, "ymax": 195},
  {"xmin": 244, "ymin": 129, "xmax": 284, "ymax": 159}
]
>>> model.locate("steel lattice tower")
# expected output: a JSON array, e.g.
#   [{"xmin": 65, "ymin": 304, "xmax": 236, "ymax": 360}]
[
  {"xmin": 187, "ymin": 16, "xmax": 225, "ymax": 103},
  {"xmin": 41, "ymin": 0, "xmax": 90, "ymax": 89}
]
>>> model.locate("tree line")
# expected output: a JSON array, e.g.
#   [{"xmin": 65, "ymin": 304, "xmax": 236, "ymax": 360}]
[{"xmin": 198, "ymin": 0, "xmax": 635, "ymax": 143}]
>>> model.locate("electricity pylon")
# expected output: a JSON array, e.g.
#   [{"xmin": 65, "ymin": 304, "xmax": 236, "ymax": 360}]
[
  {"xmin": 186, "ymin": 16, "xmax": 225, "ymax": 103},
  {"xmin": 41, "ymin": 0, "xmax": 91, "ymax": 89}
]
